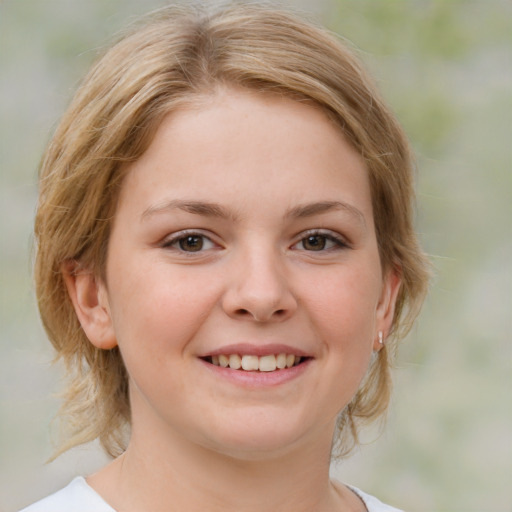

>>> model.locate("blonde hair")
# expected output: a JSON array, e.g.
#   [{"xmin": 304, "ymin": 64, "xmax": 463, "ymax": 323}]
[{"xmin": 35, "ymin": 3, "xmax": 430, "ymax": 459}]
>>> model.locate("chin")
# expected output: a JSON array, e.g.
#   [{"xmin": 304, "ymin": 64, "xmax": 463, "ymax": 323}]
[
  {"xmin": 196, "ymin": 410, "xmax": 321, "ymax": 461},
  {"xmin": 207, "ymin": 436, "xmax": 303, "ymax": 462}
]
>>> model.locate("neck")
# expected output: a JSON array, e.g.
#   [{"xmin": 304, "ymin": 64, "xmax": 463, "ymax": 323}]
[
  {"xmin": 89, "ymin": 423, "xmax": 353, "ymax": 512},
  {"xmin": 86, "ymin": 385, "xmax": 366, "ymax": 512}
]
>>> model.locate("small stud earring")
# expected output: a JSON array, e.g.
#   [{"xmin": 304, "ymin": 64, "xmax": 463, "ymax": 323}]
[{"xmin": 378, "ymin": 331, "xmax": 384, "ymax": 345}]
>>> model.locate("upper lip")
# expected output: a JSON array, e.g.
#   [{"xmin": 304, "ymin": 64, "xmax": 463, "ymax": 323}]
[{"xmin": 198, "ymin": 343, "xmax": 312, "ymax": 358}]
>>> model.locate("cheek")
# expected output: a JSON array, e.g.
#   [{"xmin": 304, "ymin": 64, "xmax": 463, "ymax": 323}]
[
  {"xmin": 107, "ymin": 262, "xmax": 221, "ymax": 354},
  {"xmin": 304, "ymin": 264, "xmax": 381, "ymax": 350}
]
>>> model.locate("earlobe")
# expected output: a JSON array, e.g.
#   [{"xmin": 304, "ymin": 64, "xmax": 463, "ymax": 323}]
[
  {"xmin": 373, "ymin": 266, "xmax": 402, "ymax": 351},
  {"xmin": 62, "ymin": 260, "xmax": 117, "ymax": 350}
]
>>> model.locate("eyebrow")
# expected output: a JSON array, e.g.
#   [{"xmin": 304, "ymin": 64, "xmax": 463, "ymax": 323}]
[
  {"xmin": 285, "ymin": 201, "xmax": 367, "ymax": 229},
  {"xmin": 141, "ymin": 200, "xmax": 238, "ymax": 221},
  {"xmin": 141, "ymin": 199, "xmax": 366, "ymax": 229}
]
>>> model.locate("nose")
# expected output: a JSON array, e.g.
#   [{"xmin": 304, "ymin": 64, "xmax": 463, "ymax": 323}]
[{"xmin": 221, "ymin": 246, "xmax": 298, "ymax": 323}]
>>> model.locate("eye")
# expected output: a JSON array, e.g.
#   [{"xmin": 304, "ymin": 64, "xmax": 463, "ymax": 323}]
[
  {"xmin": 162, "ymin": 232, "xmax": 216, "ymax": 253},
  {"xmin": 292, "ymin": 231, "xmax": 348, "ymax": 252}
]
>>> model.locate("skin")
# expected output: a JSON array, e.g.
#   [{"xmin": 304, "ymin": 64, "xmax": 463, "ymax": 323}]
[{"xmin": 65, "ymin": 87, "xmax": 401, "ymax": 511}]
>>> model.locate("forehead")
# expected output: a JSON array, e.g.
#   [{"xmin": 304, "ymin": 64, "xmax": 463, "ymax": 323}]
[{"xmin": 115, "ymin": 87, "xmax": 372, "ymax": 224}]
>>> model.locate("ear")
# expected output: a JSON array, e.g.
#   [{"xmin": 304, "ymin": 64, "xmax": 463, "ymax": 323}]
[
  {"xmin": 373, "ymin": 266, "xmax": 402, "ymax": 351},
  {"xmin": 62, "ymin": 260, "xmax": 117, "ymax": 350}
]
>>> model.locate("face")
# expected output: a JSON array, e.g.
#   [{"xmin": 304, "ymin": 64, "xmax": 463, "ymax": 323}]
[{"xmin": 72, "ymin": 88, "xmax": 400, "ymax": 459}]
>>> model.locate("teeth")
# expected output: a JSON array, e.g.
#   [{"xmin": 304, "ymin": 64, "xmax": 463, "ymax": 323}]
[
  {"xmin": 209, "ymin": 353, "xmax": 304, "ymax": 371},
  {"xmin": 229, "ymin": 354, "xmax": 242, "ymax": 370},
  {"xmin": 241, "ymin": 355, "xmax": 259, "ymax": 371},
  {"xmin": 259, "ymin": 355, "xmax": 277, "ymax": 372},
  {"xmin": 276, "ymin": 353, "xmax": 287, "ymax": 369}
]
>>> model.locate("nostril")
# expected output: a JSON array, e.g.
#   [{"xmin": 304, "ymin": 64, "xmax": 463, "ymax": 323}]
[{"xmin": 234, "ymin": 307, "xmax": 287, "ymax": 321}]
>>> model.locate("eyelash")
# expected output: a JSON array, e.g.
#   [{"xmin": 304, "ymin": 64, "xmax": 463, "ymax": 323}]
[
  {"xmin": 161, "ymin": 229, "xmax": 349, "ymax": 254},
  {"xmin": 161, "ymin": 230, "xmax": 218, "ymax": 254},
  {"xmin": 292, "ymin": 230, "xmax": 350, "ymax": 252}
]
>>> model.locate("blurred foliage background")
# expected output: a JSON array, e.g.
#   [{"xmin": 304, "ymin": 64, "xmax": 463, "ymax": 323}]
[{"xmin": 0, "ymin": 0, "xmax": 510, "ymax": 510}]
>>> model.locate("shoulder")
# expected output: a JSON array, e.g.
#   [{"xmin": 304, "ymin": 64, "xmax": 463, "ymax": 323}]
[
  {"xmin": 19, "ymin": 477, "xmax": 115, "ymax": 512},
  {"xmin": 347, "ymin": 484, "xmax": 405, "ymax": 512}
]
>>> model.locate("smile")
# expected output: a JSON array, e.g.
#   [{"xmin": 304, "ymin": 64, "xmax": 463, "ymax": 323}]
[{"xmin": 204, "ymin": 354, "xmax": 303, "ymax": 372}]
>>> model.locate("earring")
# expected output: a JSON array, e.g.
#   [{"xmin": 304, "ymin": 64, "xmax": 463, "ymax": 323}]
[{"xmin": 378, "ymin": 331, "xmax": 384, "ymax": 345}]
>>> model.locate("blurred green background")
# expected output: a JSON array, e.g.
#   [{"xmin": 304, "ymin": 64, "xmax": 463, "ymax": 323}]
[{"xmin": 1, "ymin": 0, "xmax": 510, "ymax": 510}]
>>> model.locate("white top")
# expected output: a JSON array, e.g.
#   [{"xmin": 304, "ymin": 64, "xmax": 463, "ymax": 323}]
[{"xmin": 20, "ymin": 477, "xmax": 404, "ymax": 512}]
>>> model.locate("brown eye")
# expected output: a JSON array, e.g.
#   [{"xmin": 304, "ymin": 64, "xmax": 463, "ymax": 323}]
[
  {"xmin": 293, "ymin": 232, "xmax": 348, "ymax": 252},
  {"xmin": 302, "ymin": 235, "xmax": 327, "ymax": 251},
  {"xmin": 163, "ymin": 232, "xmax": 217, "ymax": 253},
  {"xmin": 178, "ymin": 235, "xmax": 204, "ymax": 252}
]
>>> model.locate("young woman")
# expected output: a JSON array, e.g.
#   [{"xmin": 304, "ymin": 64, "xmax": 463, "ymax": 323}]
[{"xmin": 23, "ymin": 4, "xmax": 429, "ymax": 511}]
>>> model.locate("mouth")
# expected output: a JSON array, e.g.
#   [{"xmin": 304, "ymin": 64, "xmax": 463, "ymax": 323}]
[{"xmin": 201, "ymin": 353, "xmax": 310, "ymax": 372}]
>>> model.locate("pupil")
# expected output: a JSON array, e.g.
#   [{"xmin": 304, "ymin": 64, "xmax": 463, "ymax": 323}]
[
  {"xmin": 304, "ymin": 235, "xmax": 325, "ymax": 251},
  {"xmin": 179, "ymin": 235, "xmax": 203, "ymax": 252}
]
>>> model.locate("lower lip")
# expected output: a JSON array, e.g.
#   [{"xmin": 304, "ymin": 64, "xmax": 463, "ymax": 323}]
[{"xmin": 199, "ymin": 358, "xmax": 312, "ymax": 388}]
